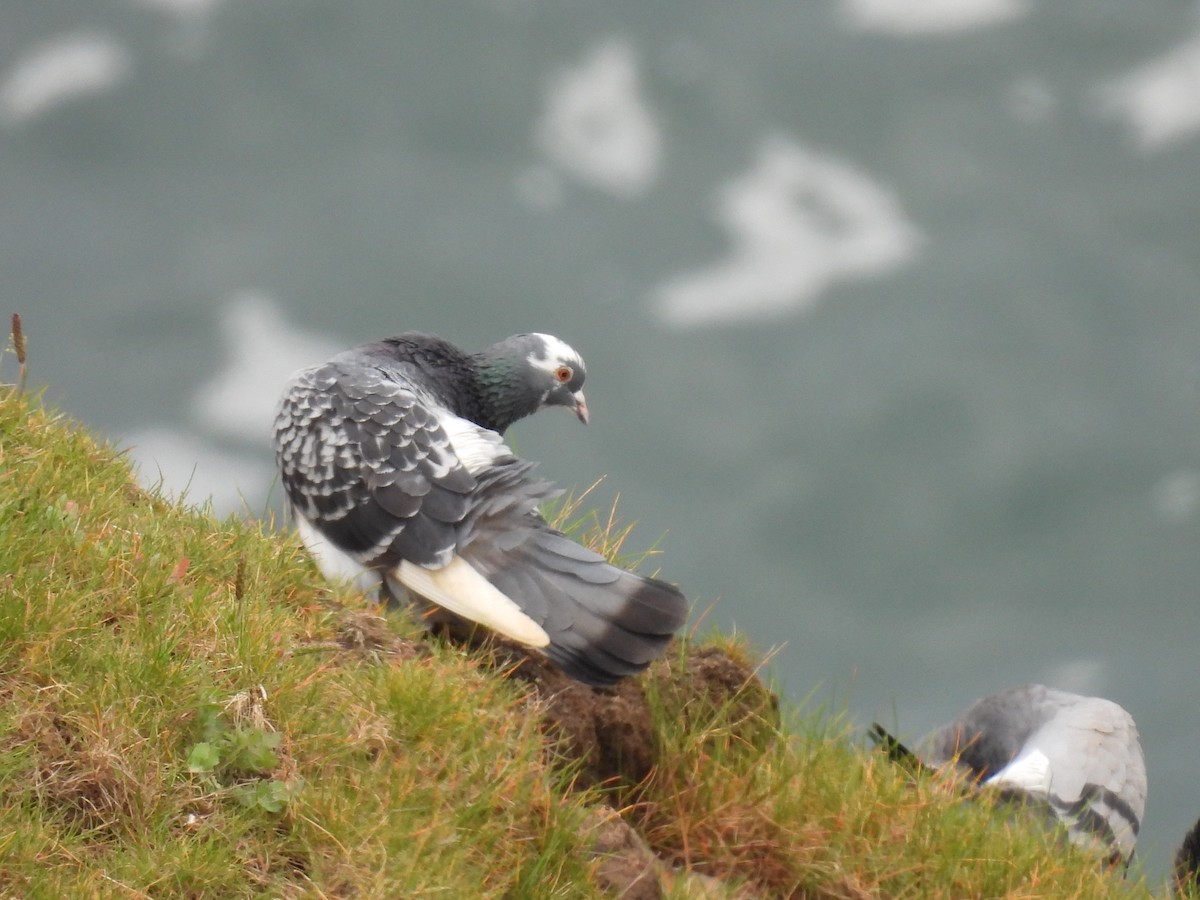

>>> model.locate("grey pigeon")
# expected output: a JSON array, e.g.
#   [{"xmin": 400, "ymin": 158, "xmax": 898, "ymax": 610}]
[
  {"xmin": 273, "ymin": 331, "xmax": 689, "ymax": 686},
  {"xmin": 873, "ymin": 684, "xmax": 1147, "ymax": 865}
]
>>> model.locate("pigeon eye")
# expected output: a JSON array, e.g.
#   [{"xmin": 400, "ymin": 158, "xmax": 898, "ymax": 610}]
[{"xmin": 554, "ymin": 365, "xmax": 573, "ymax": 384}]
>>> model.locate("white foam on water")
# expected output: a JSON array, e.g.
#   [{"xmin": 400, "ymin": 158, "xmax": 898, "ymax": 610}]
[
  {"xmin": 126, "ymin": 294, "xmax": 340, "ymax": 516},
  {"xmin": 121, "ymin": 426, "xmax": 272, "ymax": 515},
  {"xmin": 128, "ymin": 0, "xmax": 227, "ymax": 14},
  {"xmin": 128, "ymin": 0, "xmax": 229, "ymax": 58},
  {"xmin": 840, "ymin": 0, "xmax": 1030, "ymax": 35},
  {"xmin": 1095, "ymin": 31, "xmax": 1200, "ymax": 151},
  {"xmin": 0, "ymin": 32, "xmax": 131, "ymax": 125},
  {"xmin": 1151, "ymin": 468, "xmax": 1200, "ymax": 523},
  {"xmin": 192, "ymin": 291, "xmax": 342, "ymax": 444},
  {"xmin": 1039, "ymin": 658, "xmax": 1107, "ymax": 696},
  {"xmin": 652, "ymin": 137, "xmax": 922, "ymax": 328},
  {"xmin": 533, "ymin": 39, "xmax": 662, "ymax": 199}
]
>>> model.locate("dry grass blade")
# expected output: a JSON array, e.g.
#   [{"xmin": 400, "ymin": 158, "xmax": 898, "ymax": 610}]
[
  {"xmin": 0, "ymin": 389, "xmax": 1167, "ymax": 899},
  {"xmin": 9, "ymin": 312, "xmax": 27, "ymax": 395},
  {"xmin": 544, "ymin": 478, "xmax": 666, "ymax": 573}
]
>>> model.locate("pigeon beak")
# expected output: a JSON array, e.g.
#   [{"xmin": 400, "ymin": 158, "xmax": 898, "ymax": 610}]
[{"xmin": 572, "ymin": 391, "xmax": 589, "ymax": 425}]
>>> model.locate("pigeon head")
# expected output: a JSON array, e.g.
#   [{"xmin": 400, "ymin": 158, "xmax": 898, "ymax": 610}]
[
  {"xmin": 524, "ymin": 332, "xmax": 589, "ymax": 424},
  {"xmin": 475, "ymin": 333, "xmax": 588, "ymax": 431}
]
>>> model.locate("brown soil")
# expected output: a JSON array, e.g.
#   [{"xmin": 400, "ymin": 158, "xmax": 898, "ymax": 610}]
[{"xmin": 323, "ymin": 605, "xmax": 778, "ymax": 897}]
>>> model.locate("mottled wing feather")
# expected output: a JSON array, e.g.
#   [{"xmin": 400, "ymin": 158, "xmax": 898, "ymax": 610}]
[{"xmin": 274, "ymin": 361, "xmax": 477, "ymax": 569}]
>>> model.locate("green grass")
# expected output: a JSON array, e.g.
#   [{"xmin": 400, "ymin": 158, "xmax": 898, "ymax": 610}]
[{"xmin": 0, "ymin": 387, "xmax": 1183, "ymax": 898}]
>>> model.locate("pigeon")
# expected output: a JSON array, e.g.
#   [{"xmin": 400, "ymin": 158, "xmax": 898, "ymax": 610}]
[
  {"xmin": 871, "ymin": 684, "xmax": 1147, "ymax": 866},
  {"xmin": 273, "ymin": 331, "xmax": 689, "ymax": 686}
]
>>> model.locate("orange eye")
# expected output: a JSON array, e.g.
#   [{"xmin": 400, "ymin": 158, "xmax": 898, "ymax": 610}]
[{"xmin": 554, "ymin": 365, "xmax": 573, "ymax": 384}]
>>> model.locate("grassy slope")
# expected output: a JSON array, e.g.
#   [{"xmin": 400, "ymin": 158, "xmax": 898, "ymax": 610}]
[{"xmin": 0, "ymin": 389, "xmax": 1173, "ymax": 898}]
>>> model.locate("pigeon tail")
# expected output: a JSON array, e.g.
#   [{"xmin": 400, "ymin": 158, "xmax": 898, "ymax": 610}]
[
  {"xmin": 460, "ymin": 521, "xmax": 688, "ymax": 686},
  {"xmin": 868, "ymin": 723, "xmax": 926, "ymax": 775}
]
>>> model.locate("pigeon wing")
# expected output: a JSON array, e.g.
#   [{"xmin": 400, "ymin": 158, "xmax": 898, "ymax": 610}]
[
  {"xmin": 274, "ymin": 359, "xmax": 477, "ymax": 570},
  {"xmin": 986, "ymin": 694, "xmax": 1146, "ymax": 861},
  {"xmin": 1042, "ymin": 698, "xmax": 1144, "ymax": 858},
  {"xmin": 277, "ymin": 359, "xmax": 560, "ymax": 646}
]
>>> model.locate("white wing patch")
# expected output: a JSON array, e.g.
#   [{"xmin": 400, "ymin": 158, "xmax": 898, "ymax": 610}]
[
  {"xmin": 439, "ymin": 412, "xmax": 512, "ymax": 475},
  {"xmin": 988, "ymin": 747, "xmax": 1053, "ymax": 795},
  {"xmin": 395, "ymin": 556, "xmax": 551, "ymax": 648}
]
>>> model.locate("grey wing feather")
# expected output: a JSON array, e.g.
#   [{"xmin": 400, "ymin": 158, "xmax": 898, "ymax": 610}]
[
  {"xmin": 1030, "ymin": 697, "xmax": 1146, "ymax": 858},
  {"xmin": 273, "ymin": 360, "xmax": 475, "ymax": 569},
  {"xmin": 1032, "ymin": 697, "xmax": 1141, "ymax": 800}
]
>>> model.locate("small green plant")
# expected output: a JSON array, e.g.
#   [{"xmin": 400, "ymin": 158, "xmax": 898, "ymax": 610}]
[{"xmin": 186, "ymin": 697, "xmax": 300, "ymax": 813}]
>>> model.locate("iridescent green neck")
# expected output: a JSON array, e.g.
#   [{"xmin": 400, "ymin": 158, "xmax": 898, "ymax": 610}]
[{"xmin": 470, "ymin": 338, "xmax": 543, "ymax": 434}]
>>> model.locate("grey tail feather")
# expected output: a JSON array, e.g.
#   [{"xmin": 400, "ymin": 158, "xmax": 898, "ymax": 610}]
[
  {"xmin": 461, "ymin": 524, "xmax": 688, "ymax": 686},
  {"xmin": 1175, "ymin": 816, "xmax": 1200, "ymax": 892}
]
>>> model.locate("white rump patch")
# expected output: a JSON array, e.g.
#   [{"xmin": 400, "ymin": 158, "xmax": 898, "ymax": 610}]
[
  {"xmin": 396, "ymin": 557, "xmax": 551, "ymax": 648},
  {"xmin": 294, "ymin": 515, "xmax": 382, "ymax": 593}
]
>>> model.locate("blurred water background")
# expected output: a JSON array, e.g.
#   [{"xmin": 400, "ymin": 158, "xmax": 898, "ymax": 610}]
[{"xmin": 4, "ymin": 0, "xmax": 1199, "ymax": 880}]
